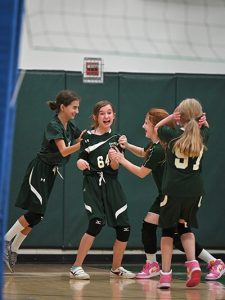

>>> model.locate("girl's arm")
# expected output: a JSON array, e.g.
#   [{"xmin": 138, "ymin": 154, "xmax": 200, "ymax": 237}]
[
  {"xmin": 120, "ymin": 157, "xmax": 151, "ymax": 178},
  {"xmin": 55, "ymin": 129, "xmax": 86, "ymax": 157},
  {"xmin": 126, "ymin": 143, "xmax": 145, "ymax": 158},
  {"xmin": 110, "ymin": 148, "xmax": 151, "ymax": 178},
  {"xmin": 77, "ymin": 158, "xmax": 90, "ymax": 171},
  {"xmin": 154, "ymin": 112, "xmax": 180, "ymax": 132}
]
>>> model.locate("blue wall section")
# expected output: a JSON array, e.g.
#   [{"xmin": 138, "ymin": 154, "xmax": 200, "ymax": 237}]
[{"xmin": 0, "ymin": 0, "xmax": 24, "ymax": 297}]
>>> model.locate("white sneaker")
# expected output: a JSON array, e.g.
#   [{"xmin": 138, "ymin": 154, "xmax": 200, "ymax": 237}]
[
  {"xmin": 70, "ymin": 266, "xmax": 90, "ymax": 280},
  {"xmin": 110, "ymin": 266, "xmax": 136, "ymax": 279}
]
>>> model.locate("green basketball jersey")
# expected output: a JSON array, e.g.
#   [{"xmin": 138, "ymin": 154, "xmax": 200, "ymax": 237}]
[
  {"xmin": 38, "ymin": 115, "xmax": 81, "ymax": 166},
  {"xmin": 143, "ymin": 142, "xmax": 165, "ymax": 195},
  {"xmin": 158, "ymin": 125, "xmax": 209, "ymax": 197},
  {"xmin": 78, "ymin": 130, "xmax": 121, "ymax": 176}
]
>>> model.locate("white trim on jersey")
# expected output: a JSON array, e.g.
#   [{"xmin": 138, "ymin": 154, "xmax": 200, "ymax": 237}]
[
  {"xmin": 84, "ymin": 134, "xmax": 118, "ymax": 153},
  {"xmin": 85, "ymin": 203, "xmax": 92, "ymax": 213},
  {"xmin": 29, "ymin": 167, "xmax": 43, "ymax": 205},
  {"xmin": 115, "ymin": 204, "xmax": 127, "ymax": 219}
]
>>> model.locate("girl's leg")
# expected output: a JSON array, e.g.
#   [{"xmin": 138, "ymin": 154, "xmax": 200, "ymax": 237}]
[
  {"xmin": 73, "ymin": 233, "xmax": 95, "ymax": 267},
  {"xmin": 180, "ymin": 232, "xmax": 196, "ymax": 261},
  {"xmin": 4, "ymin": 215, "xmax": 31, "ymax": 272},
  {"xmin": 178, "ymin": 223, "xmax": 201, "ymax": 287},
  {"xmin": 161, "ymin": 236, "xmax": 173, "ymax": 272},
  {"xmin": 70, "ymin": 233, "xmax": 95, "ymax": 280},
  {"xmin": 112, "ymin": 239, "xmax": 127, "ymax": 270},
  {"xmin": 5, "ymin": 215, "xmax": 30, "ymax": 242},
  {"xmin": 136, "ymin": 212, "xmax": 160, "ymax": 279},
  {"xmin": 143, "ymin": 212, "xmax": 159, "ymax": 262},
  {"xmin": 158, "ymin": 232, "xmax": 173, "ymax": 289},
  {"xmin": 111, "ymin": 239, "xmax": 136, "ymax": 279}
]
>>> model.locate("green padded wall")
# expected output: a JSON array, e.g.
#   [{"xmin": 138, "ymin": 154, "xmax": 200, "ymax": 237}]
[{"xmin": 7, "ymin": 71, "xmax": 225, "ymax": 249}]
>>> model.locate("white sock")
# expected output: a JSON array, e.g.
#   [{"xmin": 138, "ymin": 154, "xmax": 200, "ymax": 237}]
[
  {"xmin": 11, "ymin": 232, "xmax": 27, "ymax": 253},
  {"xmin": 146, "ymin": 253, "xmax": 157, "ymax": 263},
  {"xmin": 161, "ymin": 269, "xmax": 172, "ymax": 275},
  {"xmin": 5, "ymin": 220, "xmax": 25, "ymax": 242},
  {"xmin": 198, "ymin": 249, "xmax": 216, "ymax": 264}
]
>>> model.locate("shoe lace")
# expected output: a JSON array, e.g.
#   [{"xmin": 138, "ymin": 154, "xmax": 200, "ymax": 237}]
[
  {"xmin": 142, "ymin": 263, "xmax": 151, "ymax": 272},
  {"xmin": 118, "ymin": 267, "xmax": 127, "ymax": 273}
]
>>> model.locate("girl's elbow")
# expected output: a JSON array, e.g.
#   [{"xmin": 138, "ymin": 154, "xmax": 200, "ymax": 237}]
[
  {"xmin": 139, "ymin": 174, "xmax": 146, "ymax": 179},
  {"xmin": 60, "ymin": 150, "xmax": 68, "ymax": 157}
]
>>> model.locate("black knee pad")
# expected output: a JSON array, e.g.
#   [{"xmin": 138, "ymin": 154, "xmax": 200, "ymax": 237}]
[
  {"xmin": 195, "ymin": 242, "xmax": 203, "ymax": 257},
  {"xmin": 115, "ymin": 226, "xmax": 130, "ymax": 242},
  {"xmin": 24, "ymin": 212, "xmax": 43, "ymax": 228},
  {"xmin": 173, "ymin": 232, "xmax": 184, "ymax": 252},
  {"xmin": 142, "ymin": 221, "xmax": 157, "ymax": 254},
  {"xmin": 177, "ymin": 223, "xmax": 192, "ymax": 236},
  {"xmin": 162, "ymin": 227, "xmax": 175, "ymax": 238},
  {"xmin": 86, "ymin": 218, "xmax": 104, "ymax": 237}
]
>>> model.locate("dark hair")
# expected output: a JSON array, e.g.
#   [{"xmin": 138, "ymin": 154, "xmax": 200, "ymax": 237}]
[
  {"xmin": 91, "ymin": 100, "xmax": 115, "ymax": 129},
  {"xmin": 145, "ymin": 108, "xmax": 171, "ymax": 159},
  {"xmin": 47, "ymin": 90, "xmax": 80, "ymax": 112}
]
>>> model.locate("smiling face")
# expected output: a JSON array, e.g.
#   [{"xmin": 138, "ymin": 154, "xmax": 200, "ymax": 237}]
[
  {"xmin": 61, "ymin": 100, "xmax": 80, "ymax": 121},
  {"xmin": 93, "ymin": 103, "xmax": 115, "ymax": 132},
  {"xmin": 142, "ymin": 117, "xmax": 155, "ymax": 139}
]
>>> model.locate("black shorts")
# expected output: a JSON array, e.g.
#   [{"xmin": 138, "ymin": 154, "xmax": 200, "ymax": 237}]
[
  {"xmin": 159, "ymin": 194, "xmax": 202, "ymax": 229},
  {"xmin": 149, "ymin": 195, "xmax": 161, "ymax": 215},
  {"xmin": 82, "ymin": 174, "xmax": 130, "ymax": 227},
  {"xmin": 15, "ymin": 157, "xmax": 57, "ymax": 214}
]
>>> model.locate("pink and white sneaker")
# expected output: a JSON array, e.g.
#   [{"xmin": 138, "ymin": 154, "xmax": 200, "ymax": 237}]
[
  {"xmin": 185, "ymin": 260, "xmax": 201, "ymax": 287},
  {"xmin": 136, "ymin": 261, "xmax": 160, "ymax": 279},
  {"xmin": 206, "ymin": 259, "xmax": 225, "ymax": 281},
  {"xmin": 158, "ymin": 270, "xmax": 172, "ymax": 289}
]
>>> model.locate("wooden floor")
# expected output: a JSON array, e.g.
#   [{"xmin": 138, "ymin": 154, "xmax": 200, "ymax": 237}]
[{"xmin": 3, "ymin": 264, "xmax": 225, "ymax": 300}]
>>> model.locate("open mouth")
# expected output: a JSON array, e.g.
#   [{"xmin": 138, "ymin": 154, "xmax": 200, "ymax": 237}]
[{"xmin": 103, "ymin": 120, "xmax": 111, "ymax": 125}]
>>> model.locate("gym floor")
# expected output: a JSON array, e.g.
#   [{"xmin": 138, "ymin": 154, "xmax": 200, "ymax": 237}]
[{"xmin": 3, "ymin": 263, "xmax": 225, "ymax": 300}]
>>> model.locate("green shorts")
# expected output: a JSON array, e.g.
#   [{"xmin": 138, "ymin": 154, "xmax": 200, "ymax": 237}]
[
  {"xmin": 159, "ymin": 194, "xmax": 202, "ymax": 229},
  {"xmin": 149, "ymin": 195, "xmax": 161, "ymax": 215},
  {"xmin": 82, "ymin": 174, "xmax": 130, "ymax": 227},
  {"xmin": 15, "ymin": 157, "xmax": 57, "ymax": 214}
]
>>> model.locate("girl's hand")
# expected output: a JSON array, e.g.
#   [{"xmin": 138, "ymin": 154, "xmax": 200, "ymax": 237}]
[
  {"xmin": 108, "ymin": 148, "xmax": 118, "ymax": 161},
  {"xmin": 77, "ymin": 159, "xmax": 90, "ymax": 171},
  {"xmin": 198, "ymin": 113, "xmax": 207, "ymax": 127},
  {"xmin": 76, "ymin": 129, "xmax": 87, "ymax": 143},
  {"xmin": 173, "ymin": 111, "xmax": 181, "ymax": 123},
  {"xmin": 118, "ymin": 135, "xmax": 128, "ymax": 149},
  {"xmin": 108, "ymin": 147, "xmax": 124, "ymax": 163}
]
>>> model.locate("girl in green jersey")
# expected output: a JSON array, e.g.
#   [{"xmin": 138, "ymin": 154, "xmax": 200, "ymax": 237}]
[
  {"xmin": 4, "ymin": 90, "xmax": 85, "ymax": 273},
  {"xmin": 111, "ymin": 106, "xmax": 223, "ymax": 286},
  {"xmin": 70, "ymin": 100, "xmax": 135, "ymax": 280},
  {"xmin": 156, "ymin": 98, "xmax": 209, "ymax": 288}
]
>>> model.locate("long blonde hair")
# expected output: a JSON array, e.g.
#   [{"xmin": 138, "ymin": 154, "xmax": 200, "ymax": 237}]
[{"xmin": 173, "ymin": 98, "xmax": 205, "ymax": 157}]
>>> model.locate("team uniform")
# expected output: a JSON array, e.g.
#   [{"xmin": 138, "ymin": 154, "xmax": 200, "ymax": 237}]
[
  {"xmin": 143, "ymin": 142, "xmax": 165, "ymax": 214},
  {"xmin": 69, "ymin": 129, "xmax": 135, "ymax": 280},
  {"xmin": 15, "ymin": 115, "xmax": 81, "ymax": 215},
  {"xmin": 79, "ymin": 129, "xmax": 130, "ymax": 227},
  {"xmin": 157, "ymin": 125, "xmax": 209, "ymax": 229}
]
